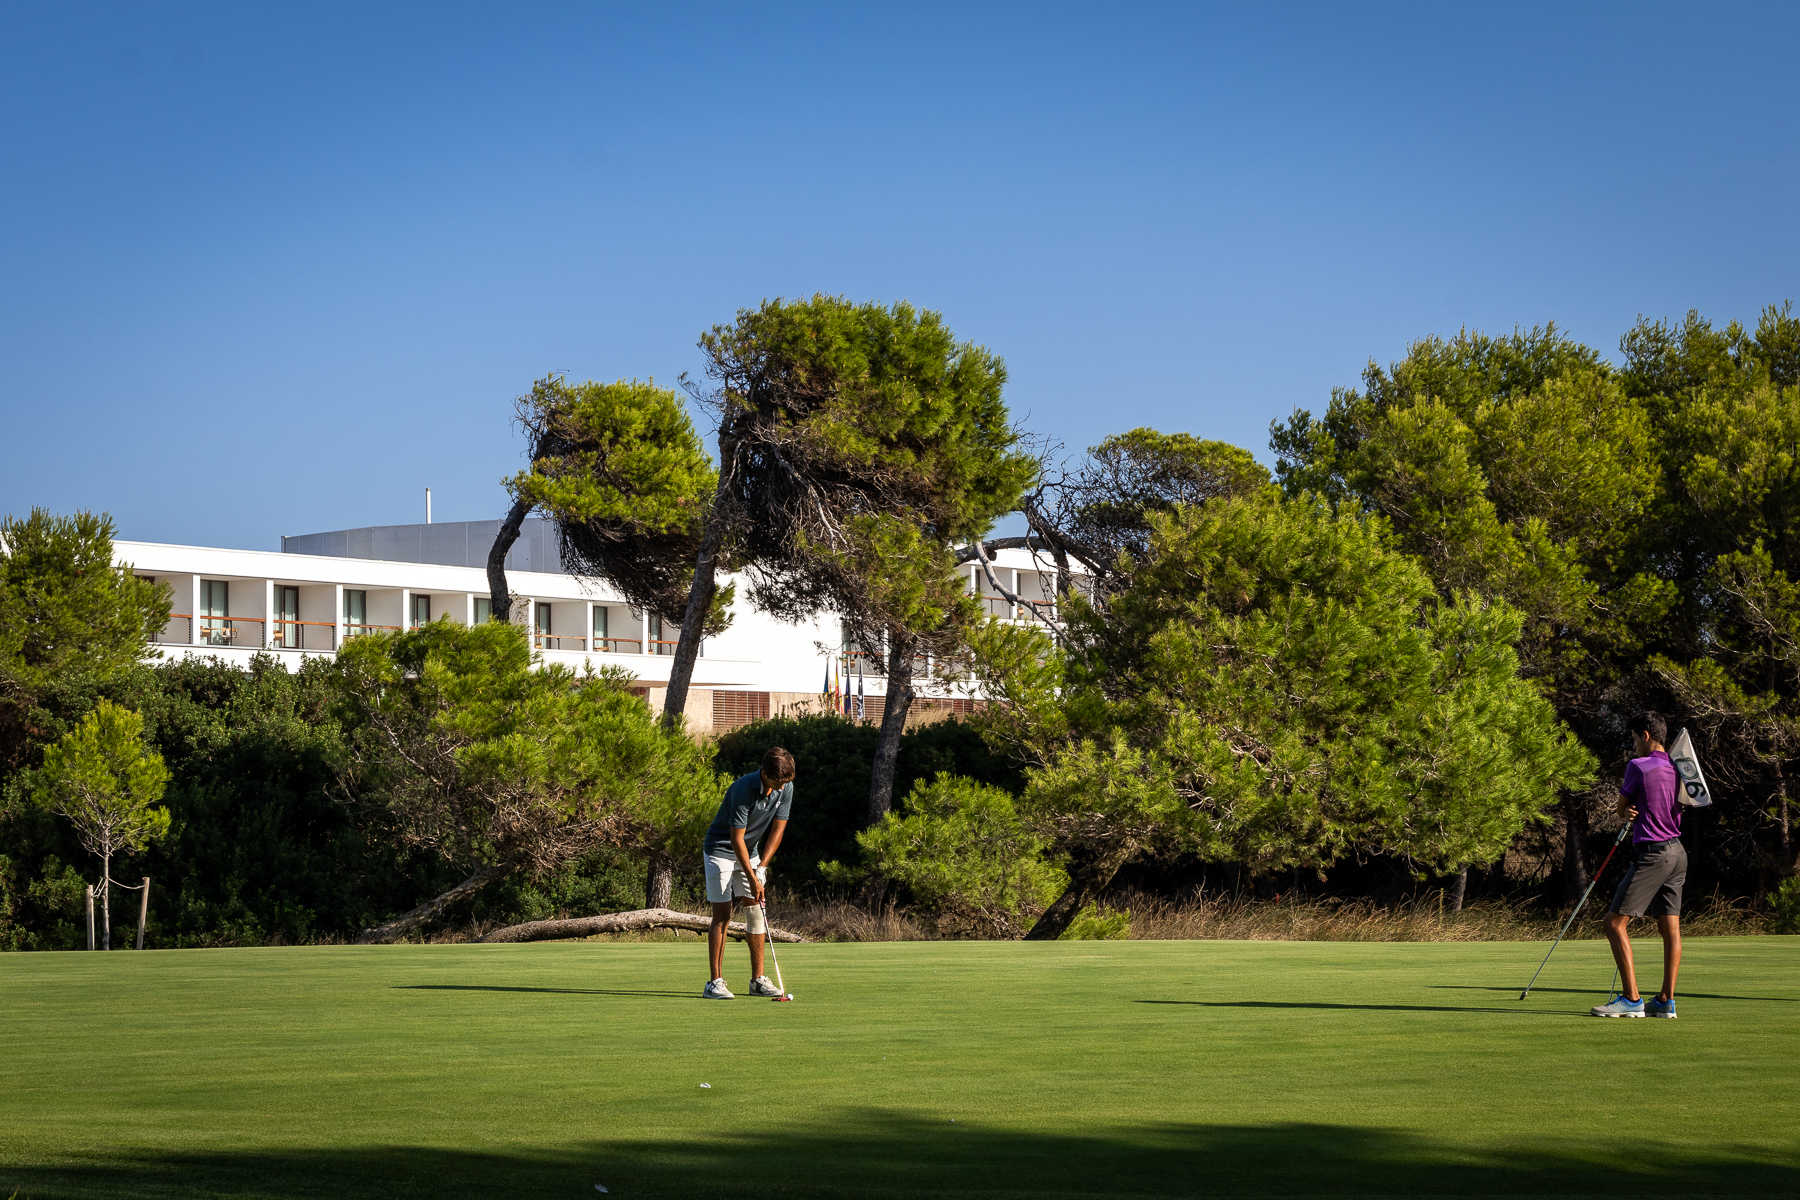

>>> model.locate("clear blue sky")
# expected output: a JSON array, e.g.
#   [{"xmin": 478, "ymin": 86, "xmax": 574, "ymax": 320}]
[{"xmin": 3, "ymin": 2, "xmax": 1796, "ymax": 549}]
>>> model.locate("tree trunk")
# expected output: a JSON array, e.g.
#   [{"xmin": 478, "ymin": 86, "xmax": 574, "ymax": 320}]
[
  {"xmin": 1778, "ymin": 762, "xmax": 1793, "ymax": 876},
  {"xmin": 486, "ymin": 496, "xmax": 533, "ymax": 623},
  {"xmin": 660, "ymin": 479, "xmax": 732, "ymax": 729},
  {"xmin": 644, "ymin": 852, "xmax": 673, "ymax": 909},
  {"xmin": 101, "ymin": 848, "xmax": 112, "ymax": 951},
  {"xmin": 1445, "ymin": 867, "xmax": 1468, "ymax": 914},
  {"xmin": 867, "ymin": 633, "xmax": 917, "ymax": 826},
  {"xmin": 1561, "ymin": 795, "xmax": 1590, "ymax": 906},
  {"xmin": 481, "ymin": 907, "xmax": 804, "ymax": 944},
  {"xmin": 1024, "ymin": 845, "xmax": 1131, "ymax": 941},
  {"xmin": 358, "ymin": 864, "xmax": 510, "ymax": 944}
]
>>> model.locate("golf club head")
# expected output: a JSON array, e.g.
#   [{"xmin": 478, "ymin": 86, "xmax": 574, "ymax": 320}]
[{"xmin": 773, "ymin": 993, "xmax": 794, "ymax": 1002}]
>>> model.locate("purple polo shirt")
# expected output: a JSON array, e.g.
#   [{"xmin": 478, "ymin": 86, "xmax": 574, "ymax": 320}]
[{"xmin": 1621, "ymin": 750, "xmax": 1681, "ymax": 843}]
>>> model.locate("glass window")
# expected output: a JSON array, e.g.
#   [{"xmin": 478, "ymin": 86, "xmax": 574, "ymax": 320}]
[
  {"xmin": 343, "ymin": 589, "xmax": 367, "ymax": 633},
  {"xmin": 474, "ymin": 597, "xmax": 491, "ymax": 624},
  {"xmin": 275, "ymin": 585, "xmax": 300, "ymax": 648},
  {"xmin": 200, "ymin": 580, "xmax": 229, "ymax": 644},
  {"xmin": 592, "ymin": 606, "xmax": 607, "ymax": 642},
  {"xmin": 411, "ymin": 594, "xmax": 431, "ymax": 628}
]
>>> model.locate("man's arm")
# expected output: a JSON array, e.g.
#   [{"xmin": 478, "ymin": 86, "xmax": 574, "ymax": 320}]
[
  {"xmin": 730, "ymin": 827, "xmax": 764, "ymax": 904},
  {"xmin": 759, "ymin": 818, "xmax": 789, "ymax": 871},
  {"xmin": 1618, "ymin": 762, "xmax": 1642, "ymax": 823}
]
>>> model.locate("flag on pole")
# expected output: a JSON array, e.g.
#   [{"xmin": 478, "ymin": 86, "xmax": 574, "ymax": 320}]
[
  {"xmin": 822, "ymin": 657, "xmax": 831, "ymax": 704},
  {"xmin": 855, "ymin": 663, "xmax": 865, "ymax": 721}
]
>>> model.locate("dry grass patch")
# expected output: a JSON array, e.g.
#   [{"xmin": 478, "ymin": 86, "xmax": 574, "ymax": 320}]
[{"xmin": 1122, "ymin": 890, "xmax": 1772, "ymax": 942}]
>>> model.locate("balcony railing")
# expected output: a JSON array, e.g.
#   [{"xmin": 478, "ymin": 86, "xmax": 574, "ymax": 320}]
[
  {"xmin": 650, "ymin": 638, "xmax": 679, "ymax": 657},
  {"xmin": 594, "ymin": 637, "xmax": 644, "ymax": 654},
  {"xmin": 978, "ymin": 595, "xmax": 1011, "ymax": 618},
  {"xmin": 343, "ymin": 622, "xmax": 403, "ymax": 641},
  {"xmin": 197, "ymin": 616, "xmax": 265, "ymax": 648},
  {"xmin": 841, "ymin": 650, "xmax": 885, "ymax": 676},
  {"xmin": 535, "ymin": 632, "xmax": 588, "ymax": 651},
  {"xmin": 269, "ymin": 619, "xmax": 338, "ymax": 651},
  {"xmin": 152, "ymin": 614, "xmax": 193, "ymax": 646}
]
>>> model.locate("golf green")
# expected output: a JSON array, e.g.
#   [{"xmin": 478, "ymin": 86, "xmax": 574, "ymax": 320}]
[{"xmin": 3, "ymin": 938, "xmax": 1796, "ymax": 1198}]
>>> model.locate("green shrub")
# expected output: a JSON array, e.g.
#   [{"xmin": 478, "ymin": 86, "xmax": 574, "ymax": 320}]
[
  {"xmin": 1061, "ymin": 903, "xmax": 1132, "ymax": 940},
  {"xmin": 1770, "ymin": 876, "xmax": 1800, "ymax": 934},
  {"xmin": 829, "ymin": 774, "xmax": 1065, "ymax": 936}
]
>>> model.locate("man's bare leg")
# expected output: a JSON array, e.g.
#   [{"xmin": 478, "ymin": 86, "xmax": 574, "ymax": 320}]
[
  {"xmin": 1656, "ymin": 914, "xmax": 1681, "ymax": 1000},
  {"xmin": 1604, "ymin": 912, "xmax": 1640, "ymax": 1000},
  {"xmin": 709, "ymin": 900, "xmax": 733, "ymax": 980}
]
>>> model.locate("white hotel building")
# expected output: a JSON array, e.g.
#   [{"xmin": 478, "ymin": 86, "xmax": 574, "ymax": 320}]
[{"xmin": 119, "ymin": 518, "xmax": 1064, "ymax": 735}]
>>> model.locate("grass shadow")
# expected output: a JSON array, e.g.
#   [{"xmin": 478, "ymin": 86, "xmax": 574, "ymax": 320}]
[
  {"xmin": 1431, "ymin": 984, "xmax": 1800, "ymax": 1003},
  {"xmin": 394, "ymin": 984, "xmax": 697, "ymax": 999},
  {"xmin": 1137, "ymin": 999, "xmax": 1572, "ymax": 1016},
  {"xmin": 4, "ymin": 1112, "xmax": 1794, "ymax": 1199}
]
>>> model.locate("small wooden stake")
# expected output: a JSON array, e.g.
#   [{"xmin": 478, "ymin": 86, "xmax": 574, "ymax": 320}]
[
  {"xmin": 136, "ymin": 877, "xmax": 150, "ymax": 950},
  {"xmin": 85, "ymin": 885, "xmax": 96, "ymax": 951}
]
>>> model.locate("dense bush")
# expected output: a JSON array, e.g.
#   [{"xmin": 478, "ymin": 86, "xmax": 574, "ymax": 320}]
[
  {"xmin": 830, "ymin": 774, "xmax": 1065, "ymax": 936},
  {"xmin": 122, "ymin": 655, "xmax": 452, "ymax": 945}
]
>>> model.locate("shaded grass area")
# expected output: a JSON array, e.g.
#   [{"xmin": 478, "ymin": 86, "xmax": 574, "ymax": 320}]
[{"xmin": 3, "ymin": 939, "xmax": 1797, "ymax": 1198}]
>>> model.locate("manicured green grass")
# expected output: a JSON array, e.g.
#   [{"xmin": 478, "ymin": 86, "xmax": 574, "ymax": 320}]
[{"xmin": 3, "ymin": 938, "xmax": 1797, "ymax": 1198}]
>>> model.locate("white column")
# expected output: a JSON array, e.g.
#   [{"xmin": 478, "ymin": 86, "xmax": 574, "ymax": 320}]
[
  {"xmin": 263, "ymin": 579, "xmax": 276, "ymax": 649},
  {"xmin": 188, "ymin": 575, "xmax": 203, "ymax": 645},
  {"xmin": 333, "ymin": 584, "xmax": 345, "ymax": 650},
  {"xmin": 401, "ymin": 589, "xmax": 413, "ymax": 631},
  {"xmin": 584, "ymin": 601, "xmax": 594, "ymax": 655}
]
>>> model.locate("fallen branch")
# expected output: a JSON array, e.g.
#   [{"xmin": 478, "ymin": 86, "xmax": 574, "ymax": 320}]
[{"xmin": 479, "ymin": 907, "xmax": 805, "ymax": 944}]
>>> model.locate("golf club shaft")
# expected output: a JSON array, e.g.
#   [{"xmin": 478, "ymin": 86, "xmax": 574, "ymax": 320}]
[
  {"xmin": 761, "ymin": 900, "xmax": 786, "ymax": 995},
  {"xmin": 1520, "ymin": 824, "xmax": 1631, "ymax": 998}
]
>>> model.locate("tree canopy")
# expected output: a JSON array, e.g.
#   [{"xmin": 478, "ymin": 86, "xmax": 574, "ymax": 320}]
[
  {"xmin": 967, "ymin": 492, "xmax": 1592, "ymax": 937},
  {"xmin": 0, "ymin": 509, "xmax": 169, "ymax": 772},
  {"xmin": 331, "ymin": 620, "xmax": 716, "ymax": 940}
]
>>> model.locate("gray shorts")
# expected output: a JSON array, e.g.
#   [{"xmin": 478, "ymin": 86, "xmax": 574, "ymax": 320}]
[{"xmin": 1609, "ymin": 839, "xmax": 1686, "ymax": 918}]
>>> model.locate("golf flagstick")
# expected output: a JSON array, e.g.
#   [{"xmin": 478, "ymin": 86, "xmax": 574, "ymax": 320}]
[{"xmin": 1519, "ymin": 824, "xmax": 1632, "ymax": 1000}]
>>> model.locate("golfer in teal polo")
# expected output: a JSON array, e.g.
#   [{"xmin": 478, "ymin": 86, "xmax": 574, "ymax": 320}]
[{"xmin": 702, "ymin": 746, "xmax": 795, "ymax": 999}]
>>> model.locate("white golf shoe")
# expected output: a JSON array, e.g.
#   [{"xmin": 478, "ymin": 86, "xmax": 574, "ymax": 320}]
[
  {"xmin": 748, "ymin": 975, "xmax": 784, "ymax": 997},
  {"xmin": 702, "ymin": 978, "xmax": 735, "ymax": 1000},
  {"xmin": 1589, "ymin": 994, "xmax": 1645, "ymax": 1018}
]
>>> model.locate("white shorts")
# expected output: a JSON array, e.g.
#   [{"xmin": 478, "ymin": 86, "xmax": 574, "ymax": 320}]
[{"xmin": 703, "ymin": 850, "xmax": 763, "ymax": 904}]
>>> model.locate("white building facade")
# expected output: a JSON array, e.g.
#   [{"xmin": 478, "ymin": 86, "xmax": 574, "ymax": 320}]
[{"xmin": 118, "ymin": 520, "xmax": 1066, "ymax": 736}]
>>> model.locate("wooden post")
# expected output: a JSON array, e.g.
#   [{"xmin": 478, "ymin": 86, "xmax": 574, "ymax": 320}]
[
  {"xmin": 136, "ymin": 877, "xmax": 151, "ymax": 950},
  {"xmin": 85, "ymin": 885, "xmax": 95, "ymax": 950}
]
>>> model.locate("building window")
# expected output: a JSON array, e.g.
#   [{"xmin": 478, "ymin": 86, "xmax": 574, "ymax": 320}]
[
  {"xmin": 200, "ymin": 580, "xmax": 229, "ymax": 645},
  {"xmin": 274, "ymin": 585, "xmax": 300, "ymax": 649},
  {"xmin": 842, "ymin": 626, "xmax": 884, "ymax": 673},
  {"xmin": 411, "ymin": 594, "xmax": 432, "ymax": 629},
  {"xmin": 474, "ymin": 597, "xmax": 491, "ymax": 624},
  {"xmin": 592, "ymin": 605, "xmax": 608, "ymax": 649},
  {"xmin": 649, "ymin": 613, "xmax": 675, "ymax": 655},
  {"xmin": 344, "ymin": 589, "xmax": 367, "ymax": 636},
  {"xmin": 712, "ymin": 690, "xmax": 772, "ymax": 732}
]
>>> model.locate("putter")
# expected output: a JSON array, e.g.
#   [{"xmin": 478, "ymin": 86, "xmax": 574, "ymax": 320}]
[
  {"xmin": 760, "ymin": 901, "xmax": 794, "ymax": 1002},
  {"xmin": 1519, "ymin": 824, "xmax": 1631, "ymax": 1000}
]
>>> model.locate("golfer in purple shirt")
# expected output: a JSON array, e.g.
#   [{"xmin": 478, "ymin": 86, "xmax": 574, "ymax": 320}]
[{"xmin": 1590, "ymin": 713, "xmax": 1685, "ymax": 1019}]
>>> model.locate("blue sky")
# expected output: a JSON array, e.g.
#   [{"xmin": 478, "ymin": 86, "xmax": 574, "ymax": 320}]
[{"xmin": 3, "ymin": 2, "xmax": 1796, "ymax": 549}]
